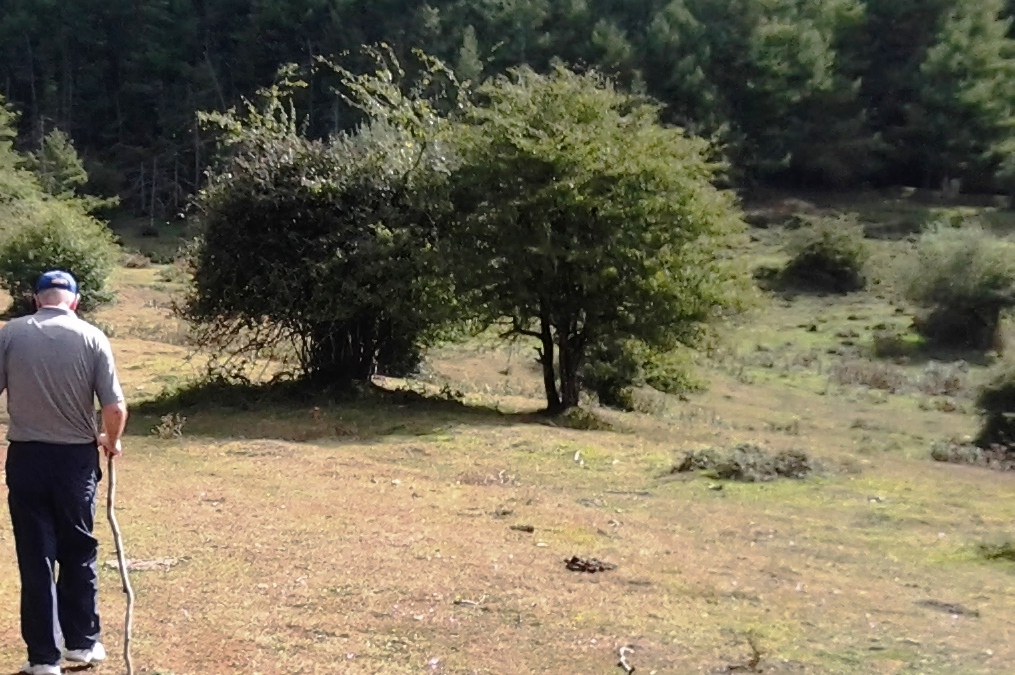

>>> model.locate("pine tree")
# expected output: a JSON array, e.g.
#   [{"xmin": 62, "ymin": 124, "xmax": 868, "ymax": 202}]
[
  {"xmin": 457, "ymin": 25, "xmax": 484, "ymax": 85},
  {"xmin": 736, "ymin": 0, "xmax": 869, "ymax": 183},
  {"xmin": 0, "ymin": 97, "xmax": 40, "ymax": 203},
  {"xmin": 912, "ymin": 0, "xmax": 1015, "ymax": 189},
  {"xmin": 644, "ymin": 0, "xmax": 720, "ymax": 132},
  {"xmin": 30, "ymin": 129, "xmax": 88, "ymax": 199}
]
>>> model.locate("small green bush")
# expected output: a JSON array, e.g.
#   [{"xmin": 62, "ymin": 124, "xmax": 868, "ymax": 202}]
[
  {"xmin": 903, "ymin": 224, "xmax": 1015, "ymax": 351},
  {"xmin": 975, "ymin": 362, "xmax": 1015, "ymax": 450},
  {"xmin": 0, "ymin": 201, "xmax": 119, "ymax": 315},
  {"xmin": 781, "ymin": 215, "xmax": 869, "ymax": 293}
]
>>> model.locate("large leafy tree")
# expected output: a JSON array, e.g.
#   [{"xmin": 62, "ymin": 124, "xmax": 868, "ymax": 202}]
[{"xmin": 448, "ymin": 66, "xmax": 747, "ymax": 412}]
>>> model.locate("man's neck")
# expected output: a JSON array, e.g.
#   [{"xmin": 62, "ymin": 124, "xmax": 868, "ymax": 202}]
[{"xmin": 39, "ymin": 305, "xmax": 74, "ymax": 311}]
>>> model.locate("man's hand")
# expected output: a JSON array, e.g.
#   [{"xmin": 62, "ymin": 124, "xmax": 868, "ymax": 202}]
[
  {"xmin": 100, "ymin": 401, "xmax": 128, "ymax": 459},
  {"xmin": 98, "ymin": 432, "xmax": 123, "ymax": 458}
]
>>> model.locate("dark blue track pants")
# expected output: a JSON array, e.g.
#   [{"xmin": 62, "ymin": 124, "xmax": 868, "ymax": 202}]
[{"xmin": 5, "ymin": 442, "xmax": 102, "ymax": 665}]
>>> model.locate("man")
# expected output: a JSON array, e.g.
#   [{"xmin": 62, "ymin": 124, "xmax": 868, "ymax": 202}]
[{"xmin": 0, "ymin": 270, "xmax": 127, "ymax": 675}]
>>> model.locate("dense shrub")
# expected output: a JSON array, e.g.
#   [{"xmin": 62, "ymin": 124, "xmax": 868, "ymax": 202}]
[
  {"xmin": 0, "ymin": 201, "xmax": 118, "ymax": 315},
  {"xmin": 781, "ymin": 215, "xmax": 869, "ymax": 292},
  {"xmin": 0, "ymin": 98, "xmax": 118, "ymax": 316},
  {"xmin": 672, "ymin": 443, "xmax": 815, "ymax": 482},
  {"xmin": 904, "ymin": 224, "xmax": 1015, "ymax": 351},
  {"xmin": 975, "ymin": 363, "xmax": 1015, "ymax": 450},
  {"xmin": 581, "ymin": 338, "xmax": 702, "ymax": 411},
  {"xmin": 186, "ymin": 75, "xmax": 457, "ymax": 387},
  {"xmin": 581, "ymin": 338, "xmax": 643, "ymax": 410}
]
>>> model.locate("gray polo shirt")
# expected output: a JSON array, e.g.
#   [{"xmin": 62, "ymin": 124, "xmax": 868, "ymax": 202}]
[{"xmin": 0, "ymin": 307, "xmax": 125, "ymax": 445}]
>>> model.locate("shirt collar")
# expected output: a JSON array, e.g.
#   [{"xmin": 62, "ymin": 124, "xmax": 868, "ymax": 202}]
[{"xmin": 36, "ymin": 306, "xmax": 76, "ymax": 316}]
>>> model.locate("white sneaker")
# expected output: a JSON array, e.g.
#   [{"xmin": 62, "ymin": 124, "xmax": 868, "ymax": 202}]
[
  {"xmin": 63, "ymin": 642, "xmax": 106, "ymax": 664},
  {"xmin": 20, "ymin": 663, "xmax": 61, "ymax": 675}
]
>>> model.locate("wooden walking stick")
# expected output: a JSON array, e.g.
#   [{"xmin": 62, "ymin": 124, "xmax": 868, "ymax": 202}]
[{"xmin": 106, "ymin": 453, "xmax": 135, "ymax": 675}]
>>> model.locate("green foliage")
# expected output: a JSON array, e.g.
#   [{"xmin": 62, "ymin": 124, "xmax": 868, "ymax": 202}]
[
  {"xmin": 903, "ymin": 224, "xmax": 1015, "ymax": 350},
  {"xmin": 782, "ymin": 215, "xmax": 869, "ymax": 292},
  {"xmin": 26, "ymin": 128, "xmax": 119, "ymax": 214},
  {"xmin": 736, "ymin": 0, "xmax": 873, "ymax": 183},
  {"xmin": 0, "ymin": 95, "xmax": 118, "ymax": 316},
  {"xmin": 911, "ymin": 0, "xmax": 1015, "ymax": 188},
  {"xmin": 581, "ymin": 338, "xmax": 644, "ymax": 410},
  {"xmin": 975, "ymin": 361, "xmax": 1015, "ymax": 449},
  {"xmin": 0, "ymin": 98, "xmax": 43, "ymax": 207},
  {"xmin": 3, "ymin": 0, "xmax": 1015, "ymax": 198},
  {"xmin": 449, "ymin": 66, "xmax": 748, "ymax": 412},
  {"xmin": 29, "ymin": 129, "xmax": 88, "ymax": 199},
  {"xmin": 457, "ymin": 25, "xmax": 485, "ymax": 85},
  {"xmin": 0, "ymin": 201, "xmax": 119, "ymax": 315},
  {"xmin": 582, "ymin": 338, "xmax": 702, "ymax": 410},
  {"xmin": 187, "ymin": 55, "xmax": 459, "ymax": 386}
]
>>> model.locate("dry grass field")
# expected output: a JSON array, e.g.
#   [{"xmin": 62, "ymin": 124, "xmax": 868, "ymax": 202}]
[{"xmin": 0, "ymin": 196, "xmax": 1013, "ymax": 674}]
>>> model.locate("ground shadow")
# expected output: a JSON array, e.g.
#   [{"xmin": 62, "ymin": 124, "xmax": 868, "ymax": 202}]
[
  {"xmin": 753, "ymin": 272, "xmax": 864, "ymax": 301},
  {"xmin": 4, "ymin": 665, "xmax": 93, "ymax": 669},
  {"xmin": 126, "ymin": 378, "xmax": 604, "ymax": 444}
]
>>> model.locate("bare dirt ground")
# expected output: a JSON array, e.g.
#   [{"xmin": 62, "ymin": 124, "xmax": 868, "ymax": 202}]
[{"xmin": 0, "ymin": 221, "xmax": 1013, "ymax": 673}]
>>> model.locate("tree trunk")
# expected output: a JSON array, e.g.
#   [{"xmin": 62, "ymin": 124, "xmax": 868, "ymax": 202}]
[
  {"xmin": 306, "ymin": 320, "xmax": 378, "ymax": 390},
  {"xmin": 557, "ymin": 330, "xmax": 582, "ymax": 410},
  {"xmin": 539, "ymin": 312, "xmax": 562, "ymax": 413}
]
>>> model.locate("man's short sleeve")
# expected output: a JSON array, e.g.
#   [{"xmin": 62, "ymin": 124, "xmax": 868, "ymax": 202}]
[{"xmin": 94, "ymin": 333, "xmax": 125, "ymax": 406}]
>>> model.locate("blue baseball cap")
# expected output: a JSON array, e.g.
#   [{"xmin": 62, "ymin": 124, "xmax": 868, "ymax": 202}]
[{"xmin": 35, "ymin": 270, "xmax": 79, "ymax": 295}]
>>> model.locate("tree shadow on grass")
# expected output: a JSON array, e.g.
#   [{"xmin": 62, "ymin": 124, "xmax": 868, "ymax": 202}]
[{"xmin": 126, "ymin": 377, "xmax": 604, "ymax": 444}]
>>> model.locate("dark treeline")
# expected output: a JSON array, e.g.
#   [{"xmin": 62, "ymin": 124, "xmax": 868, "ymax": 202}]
[{"xmin": 3, "ymin": 0, "xmax": 1015, "ymax": 216}]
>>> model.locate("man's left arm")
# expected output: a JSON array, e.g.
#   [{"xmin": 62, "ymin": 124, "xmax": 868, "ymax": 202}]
[
  {"xmin": 0, "ymin": 326, "xmax": 9, "ymax": 396},
  {"xmin": 94, "ymin": 333, "xmax": 127, "ymax": 456}
]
